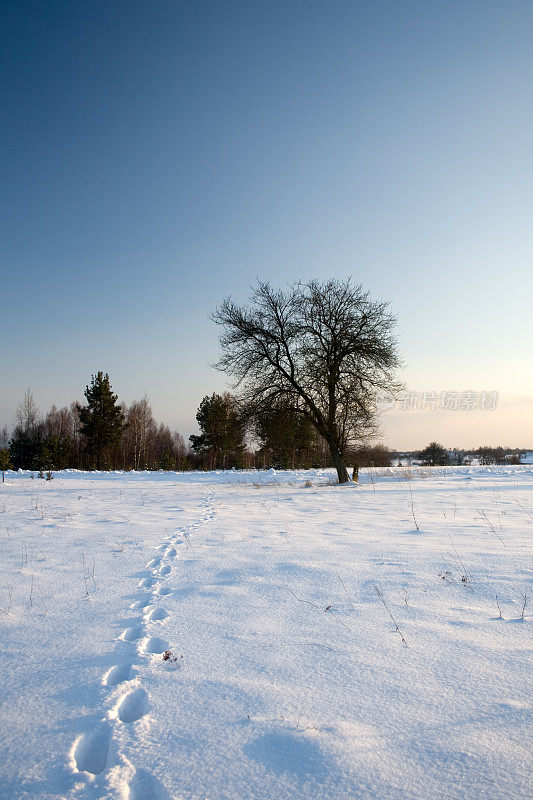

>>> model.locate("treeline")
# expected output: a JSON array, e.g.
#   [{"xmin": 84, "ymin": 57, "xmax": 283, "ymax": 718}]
[
  {"xmin": 2, "ymin": 377, "xmax": 188, "ymax": 471},
  {"xmin": 459, "ymin": 446, "xmax": 526, "ymax": 465},
  {"xmin": 1, "ymin": 372, "xmax": 392, "ymax": 472},
  {"xmin": 395, "ymin": 442, "xmax": 529, "ymax": 466},
  {"xmin": 188, "ymin": 393, "xmax": 392, "ymax": 470}
]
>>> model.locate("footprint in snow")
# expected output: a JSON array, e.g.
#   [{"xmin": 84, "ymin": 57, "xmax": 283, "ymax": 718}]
[
  {"xmin": 103, "ymin": 663, "xmax": 132, "ymax": 686},
  {"xmin": 146, "ymin": 557, "xmax": 161, "ymax": 569},
  {"xmin": 145, "ymin": 607, "xmax": 168, "ymax": 622},
  {"xmin": 130, "ymin": 595, "xmax": 152, "ymax": 611},
  {"xmin": 165, "ymin": 547, "xmax": 177, "ymax": 558},
  {"xmin": 116, "ymin": 687, "xmax": 150, "ymax": 723},
  {"xmin": 121, "ymin": 625, "xmax": 144, "ymax": 642},
  {"xmin": 72, "ymin": 721, "xmax": 111, "ymax": 775},
  {"xmin": 138, "ymin": 636, "xmax": 169, "ymax": 655},
  {"xmin": 155, "ymin": 586, "xmax": 171, "ymax": 596},
  {"xmin": 138, "ymin": 576, "xmax": 156, "ymax": 589},
  {"xmin": 158, "ymin": 565, "xmax": 171, "ymax": 577},
  {"xmin": 126, "ymin": 767, "xmax": 170, "ymax": 800}
]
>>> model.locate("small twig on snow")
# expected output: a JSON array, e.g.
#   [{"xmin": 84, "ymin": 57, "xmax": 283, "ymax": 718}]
[{"xmin": 374, "ymin": 584, "xmax": 407, "ymax": 645}]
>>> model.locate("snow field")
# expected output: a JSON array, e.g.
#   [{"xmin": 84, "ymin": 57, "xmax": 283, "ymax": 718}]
[{"xmin": 0, "ymin": 467, "xmax": 531, "ymax": 800}]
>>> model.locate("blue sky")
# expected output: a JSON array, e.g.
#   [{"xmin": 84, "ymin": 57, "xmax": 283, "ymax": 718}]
[{"xmin": 1, "ymin": 0, "xmax": 532, "ymax": 448}]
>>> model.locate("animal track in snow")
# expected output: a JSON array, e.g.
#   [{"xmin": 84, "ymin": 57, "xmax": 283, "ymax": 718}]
[
  {"xmin": 138, "ymin": 636, "xmax": 169, "ymax": 654},
  {"xmin": 120, "ymin": 625, "xmax": 144, "ymax": 642},
  {"xmin": 145, "ymin": 607, "xmax": 168, "ymax": 622},
  {"xmin": 116, "ymin": 687, "xmax": 150, "ymax": 723},
  {"xmin": 103, "ymin": 663, "xmax": 132, "ymax": 686},
  {"xmin": 155, "ymin": 585, "xmax": 171, "ymax": 596},
  {"xmin": 138, "ymin": 576, "xmax": 156, "ymax": 589},
  {"xmin": 158, "ymin": 565, "xmax": 171, "ymax": 577},
  {"xmin": 164, "ymin": 547, "xmax": 177, "ymax": 558},
  {"xmin": 72, "ymin": 721, "xmax": 111, "ymax": 774}
]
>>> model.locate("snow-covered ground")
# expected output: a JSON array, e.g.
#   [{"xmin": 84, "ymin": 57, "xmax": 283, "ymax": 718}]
[{"xmin": 0, "ymin": 466, "xmax": 531, "ymax": 800}]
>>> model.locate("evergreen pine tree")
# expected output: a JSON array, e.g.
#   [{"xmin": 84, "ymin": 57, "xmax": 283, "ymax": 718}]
[
  {"xmin": 189, "ymin": 393, "xmax": 245, "ymax": 469},
  {"xmin": 158, "ymin": 447, "xmax": 176, "ymax": 470},
  {"xmin": 77, "ymin": 372, "xmax": 127, "ymax": 469},
  {"xmin": 254, "ymin": 404, "xmax": 316, "ymax": 469},
  {"xmin": 9, "ymin": 427, "xmax": 44, "ymax": 470}
]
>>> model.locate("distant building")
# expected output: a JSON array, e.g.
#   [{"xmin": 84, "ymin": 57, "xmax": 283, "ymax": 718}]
[
  {"xmin": 390, "ymin": 453, "xmax": 422, "ymax": 467},
  {"xmin": 462, "ymin": 454, "xmax": 483, "ymax": 466},
  {"xmin": 520, "ymin": 451, "xmax": 533, "ymax": 464}
]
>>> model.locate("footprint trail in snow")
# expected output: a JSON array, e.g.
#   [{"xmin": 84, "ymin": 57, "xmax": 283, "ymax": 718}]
[{"xmin": 68, "ymin": 491, "xmax": 215, "ymax": 798}]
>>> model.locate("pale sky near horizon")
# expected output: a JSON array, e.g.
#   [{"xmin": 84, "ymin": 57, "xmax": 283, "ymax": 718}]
[{"xmin": 1, "ymin": 1, "xmax": 532, "ymax": 450}]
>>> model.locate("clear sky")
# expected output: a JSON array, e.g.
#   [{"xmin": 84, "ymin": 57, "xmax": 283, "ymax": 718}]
[{"xmin": 1, "ymin": 0, "xmax": 532, "ymax": 450}]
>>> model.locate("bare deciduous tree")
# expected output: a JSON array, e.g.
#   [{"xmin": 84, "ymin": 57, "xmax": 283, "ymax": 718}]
[
  {"xmin": 16, "ymin": 388, "xmax": 39, "ymax": 433},
  {"xmin": 213, "ymin": 279, "xmax": 402, "ymax": 483},
  {"xmin": 0, "ymin": 426, "xmax": 9, "ymax": 450},
  {"xmin": 44, "ymin": 405, "xmax": 76, "ymax": 439},
  {"xmin": 125, "ymin": 395, "xmax": 156, "ymax": 470}
]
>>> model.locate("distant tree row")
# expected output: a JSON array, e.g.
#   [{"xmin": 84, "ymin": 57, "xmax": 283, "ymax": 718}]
[
  {"xmin": 396, "ymin": 442, "xmax": 527, "ymax": 466},
  {"xmin": 187, "ymin": 392, "xmax": 394, "ymax": 470},
  {"xmin": 2, "ymin": 374, "xmax": 188, "ymax": 472},
  {"xmin": 1, "ymin": 373, "xmax": 393, "ymax": 473},
  {"xmin": 188, "ymin": 393, "xmax": 329, "ymax": 470},
  {"xmin": 3, "ymin": 379, "xmax": 524, "ymax": 475}
]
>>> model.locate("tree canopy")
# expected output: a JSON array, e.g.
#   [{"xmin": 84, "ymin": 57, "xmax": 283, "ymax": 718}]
[
  {"xmin": 419, "ymin": 442, "xmax": 449, "ymax": 466},
  {"xmin": 213, "ymin": 278, "xmax": 402, "ymax": 482}
]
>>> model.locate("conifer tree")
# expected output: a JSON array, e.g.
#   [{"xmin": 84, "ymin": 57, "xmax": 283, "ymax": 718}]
[
  {"xmin": 254, "ymin": 404, "xmax": 316, "ymax": 469},
  {"xmin": 9, "ymin": 427, "xmax": 43, "ymax": 470},
  {"xmin": 189, "ymin": 393, "xmax": 245, "ymax": 469},
  {"xmin": 77, "ymin": 372, "xmax": 127, "ymax": 469}
]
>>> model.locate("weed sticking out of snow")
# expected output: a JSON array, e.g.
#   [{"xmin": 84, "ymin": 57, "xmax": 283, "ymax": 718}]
[{"xmin": 161, "ymin": 649, "xmax": 182, "ymax": 669}]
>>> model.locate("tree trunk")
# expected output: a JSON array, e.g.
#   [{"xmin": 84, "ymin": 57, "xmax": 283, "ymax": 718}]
[{"xmin": 328, "ymin": 439, "xmax": 350, "ymax": 483}]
